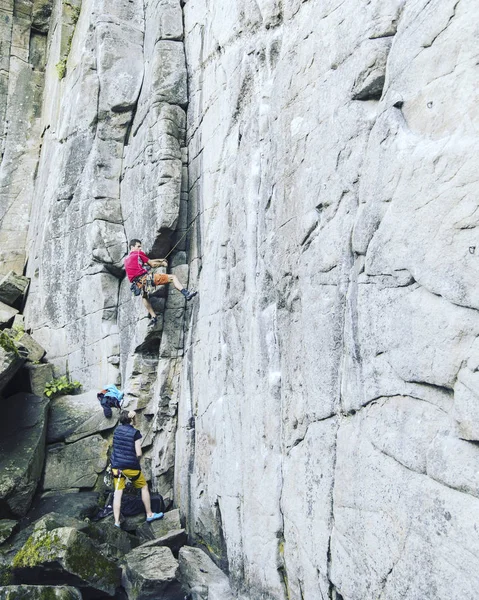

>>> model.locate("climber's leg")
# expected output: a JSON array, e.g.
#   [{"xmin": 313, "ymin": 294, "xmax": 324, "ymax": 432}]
[
  {"xmin": 113, "ymin": 474, "xmax": 125, "ymax": 526},
  {"xmin": 142, "ymin": 296, "xmax": 157, "ymax": 319}
]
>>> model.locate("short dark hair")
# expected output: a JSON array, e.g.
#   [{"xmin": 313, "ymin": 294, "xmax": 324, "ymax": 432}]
[
  {"xmin": 130, "ymin": 239, "xmax": 142, "ymax": 249},
  {"xmin": 119, "ymin": 410, "xmax": 132, "ymax": 425}
]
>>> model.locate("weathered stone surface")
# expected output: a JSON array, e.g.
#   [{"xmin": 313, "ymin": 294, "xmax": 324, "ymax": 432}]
[
  {"xmin": 14, "ymin": 333, "xmax": 45, "ymax": 363},
  {"xmin": 173, "ymin": 1, "xmax": 479, "ymax": 597},
  {"xmin": 0, "ymin": 346, "xmax": 24, "ymax": 394},
  {"xmin": 12, "ymin": 526, "xmax": 121, "ymax": 596},
  {"xmin": 0, "ymin": 303, "xmax": 18, "ymax": 327},
  {"xmin": 453, "ymin": 367, "xmax": 479, "ymax": 441},
  {"xmin": 122, "ymin": 545, "xmax": 183, "ymax": 600},
  {"xmin": 0, "ymin": 272, "xmax": 29, "ymax": 306},
  {"xmin": 139, "ymin": 528, "xmax": 187, "ymax": 557},
  {"xmin": 0, "ymin": 521, "xmax": 17, "ymax": 545},
  {"xmin": 178, "ymin": 546, "xmax": 234, "ymax": 600},
  {"xmin": 22, "ymin": 495, "xmax": 100, "ymax": 527},
  {"xmin": 25, "ymin": 363, "xmax": 54, "ymax": 397},
  {"xmin": 137, "ymin": 508, "xmax": 181, "ymax": 542},
  {"xmin": 82, "ymin": 520, "xmax": 140, "ymax": 556},
  {"xmin": 1, "ymin": 0, "xmax": 478, "ymax": 598},
  {"xmin": 0, "ymin": 393, "xmax": 49, "ymax": 518},
  {"xmin": 43, "ymin": 435, "xmax": 109, "ymax": 491},
  {"xmin": 47, "ymin": 391, "xmax": 118, "ymax": 443},
  {"xmin": 0, "ymin": 586, "xmax": 82, "ymax": 600}
]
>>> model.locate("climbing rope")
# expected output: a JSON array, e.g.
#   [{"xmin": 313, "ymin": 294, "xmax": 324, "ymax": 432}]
[{"xmin": 161, "ymin": 214, "xmax": 199, "ymax": 261}]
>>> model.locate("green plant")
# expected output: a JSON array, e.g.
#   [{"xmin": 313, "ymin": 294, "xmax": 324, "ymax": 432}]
[
  {"xmin": 0, "ymin": 331, "xmax": 18, "ymax": 355},
  {"xmin": 44, "ymin": 375, "xmax": 82, "ymax": 399},
  {"xmin": 11, "ymin": 323, "xmax": 25, "ymax": 341},
  {"xmin": 55, "ymin": 58, "xmax": 67, "ymax": 79}
]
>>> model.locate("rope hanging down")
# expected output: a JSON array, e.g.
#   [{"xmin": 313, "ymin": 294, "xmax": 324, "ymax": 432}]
[{"xmin": 162, "ymin": 214, "xmax": 199, "ymax": 260}]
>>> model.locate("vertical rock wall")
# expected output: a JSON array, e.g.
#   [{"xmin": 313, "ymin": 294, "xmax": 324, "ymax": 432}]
[
  {"xmin": 1, "ymin": 0, "xmax": 478, "ymax": 598},
  {"xmin": 0, "ymin": 0, "xmax": 189, "ymax": 496},
  {"xmin": 176, "ymin": 0, "xmax": 479, "ymax": 598}
]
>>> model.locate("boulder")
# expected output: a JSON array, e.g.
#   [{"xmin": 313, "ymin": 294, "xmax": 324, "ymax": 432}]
[
  {"xmin": 47, "ymin": 391, "xmax": 118, "ymax": 444},
  {"xmin": 82, "ymin": 520, "xmax": 140, "ymax": 556},
  {"xmin": 137, "ymin": 509, "xmax": 181, "ymax": 542},
  {"xmin": 122, "ymin": 545, "xmax": 183, "ymax": 600},
  {"xmin": 23, "ymin": 492, "xmax": 100, "ymax": 525},
  {"xmin": 0, "ymin": 303, "xmax": 17, "ymax": 327},
  {"xmin": 139, "ymin": 528, "xmax": 187, "ymax": 558},
  {"xmin": 0, "ymin": 586, "xmax": 82, "ymax": 599},
  {"xmin": 178, "ymin": 546, "xmax": 234, "ymax": 600},
  {"xmin": 0, "ymin": 521, "xmax": 17, "ymax": 545},
  {"xmin": 12, "ymin": 526, "xmax": 121, "ymax": 596},
  {"xmin": 0, "ymin": 344, "xmax": 23, "ymax": 395},
  {"xmin": 24, "ymin": 363, "xmax": 54, "ymax": 397},
  {"xmin": 14, "ymin": 333, "xmax": 45, "ymax": 363},
  {"xmin": 0, "ymin": 393, "xmax": 49, "ymax": 518},
  {"xmin": 0, "ymin": 272, "xmax": 29, "ymax": 307},
  {"xmin": 43, "ymin": 435, "xmax": 109, "ymax": 491}
]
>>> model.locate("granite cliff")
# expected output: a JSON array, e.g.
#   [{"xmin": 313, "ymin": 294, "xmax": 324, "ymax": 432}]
[{"xmin": 0, "ymin": 0, "xmax": 478, "ymax": 598}]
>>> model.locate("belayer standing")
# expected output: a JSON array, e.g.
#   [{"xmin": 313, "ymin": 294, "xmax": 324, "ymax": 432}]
[
  {"xmin": 124, "ymin": 239, "xmax": 197, "ymax": 327},
  {"xmin": 110, "ymin": 410, "xmax": 163, "ymax": 527}
]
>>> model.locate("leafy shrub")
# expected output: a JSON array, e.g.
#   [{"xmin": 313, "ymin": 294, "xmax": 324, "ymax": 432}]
[{"xmin": 44, "ymin": 375, "xmax": 82, "ymax": 399}]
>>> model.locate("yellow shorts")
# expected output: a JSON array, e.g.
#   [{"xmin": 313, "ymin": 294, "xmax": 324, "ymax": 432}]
[{"xmin": 112, "ymin": 469, "xmax": 146, "ymax": 491}]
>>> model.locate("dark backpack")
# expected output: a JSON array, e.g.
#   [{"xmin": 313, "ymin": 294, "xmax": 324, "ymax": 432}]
[{"xmin": 97, "ymin": 385, "xmax": 124, "ymax": 418}]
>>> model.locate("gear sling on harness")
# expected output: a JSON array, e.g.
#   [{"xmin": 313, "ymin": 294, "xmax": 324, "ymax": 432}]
[{"xmin": 112, "ymin": 468, "xmax": 141, "ymax": 491}]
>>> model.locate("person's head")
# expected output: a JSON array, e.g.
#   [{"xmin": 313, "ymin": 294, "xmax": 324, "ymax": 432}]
[
  {"xmin": 119, "ymin": 410, "xmax": 136, "ymax": 425},
  {"xmin": 130, "ymin": 239, "xmax": 142, "ymax": 251}
]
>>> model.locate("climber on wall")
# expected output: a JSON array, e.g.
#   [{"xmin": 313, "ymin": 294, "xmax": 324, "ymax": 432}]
[
  {"xmin": 124, "ymin": 238, "xmax": 197, "ymax": 327},
  {"xmin": 110, "ymin": 410, "xmax": 163, "ymax": 527}
]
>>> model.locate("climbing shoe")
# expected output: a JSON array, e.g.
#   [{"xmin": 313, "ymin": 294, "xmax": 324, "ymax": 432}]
[
  {"xmin": 148, "ymin": 316, "xmax": 158, "ymax": 328},
  {"xmin": 146, "ymin": 512, "xmax": 164, "ymax": 523},
  {"xmin": 181, "ymin": 289, "xmax": 197, "ymax": 301}
]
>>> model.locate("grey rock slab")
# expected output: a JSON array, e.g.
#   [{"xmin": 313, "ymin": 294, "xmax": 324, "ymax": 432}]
[
  {"xmin": 22, "ymin": 493, "xmax": 100, "ymax": 526},
  {"xmin": 453, "ymin": 367, "xmax": 479, "ymax": 441},
  {"xmin": 178, "ymin": 546, "xmax": 234, "ymax": 600},
  {"xmin": 0, "ymin": 586, "xmax": 82, "ymax": 600},
  {"xmin": 121, "ymin": 545, "xmax": 183, "ymax": 600},
  {"xmin": 14, "ymin": 333, "xmax": 45, "ymax": 363},
  {"xmin": 42, "ymin": 435, "xmax": 109, "ymax": 491},
  {"xmin": 330, "ymin": 415, "xmax": 479, "ymax": 600},
  {"xmin": 0, "ymin": 393, "xmax": 49, "ymax": 518},
  {"xmin": 96, "ymin": 20, "xmax": 144, "ymax": 115},
  {"xmin": 138, "ymin": 528, "xmax": 187, "ymax": 557},
  {"xmin": 24, "ymin": 363, "xmax": 54, "ymax": 397},
  {"xmin": 0, "ymin": 303, "xmax": 18, "ymax": 327},
  {"xmin": 137, "ymin": 508, "xmax": 181, "ymax": 542},
  {"xmin": 148, "ymin": 41, "xmax": 187, "ymax": 106},
  {"xmin": 82, "ymin": 520, "xmax": 140, "ymax": 555},
  {"xmin": 47, "ymin": 391, "xmax": 118, "ymax": 443},
  {"xmin": 0, "ymin": 272, "xmax": 29, "ymax": 306},
  {"xmin": 0, "ymin": 346, "xmax": 24, "ymax": 394},
  {"xmin": 12, "ymin": 526, "xmax": 121, "ymax": 596},
  {"xmin": 0, "ymin": 520, "xmax": 17, "ymax": 545},
  {"xmin": 427, "ymin": 430, "xmax": 479, "ymax": 498}
]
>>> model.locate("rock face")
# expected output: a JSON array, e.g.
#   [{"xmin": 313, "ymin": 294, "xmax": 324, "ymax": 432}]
[
  {"xmin": 12, "ymin": 526, "xmax": 121, "ymax": 596},
  {"xmin": 47, "ymin": 391, "xmax": 118, "ymax": 443},
  {"xmin": 178, "ymin": 546, "xmax": 234, "ymax": 600},
  {"xmin": 43, "ymin": 434, "xmax": 109, "ymax": 491},
  {"xmin": 175, "ymin": 0, "xmax": 479, "ymax": 598},
  {"xmin": 0, "ymin": 586, "xmax": 82, "ymax": 600},
  {"xmin": 121, "ymin": 545, "xmax": 183, "ymax": 600},
  {"xmin": 0, "ymin": 0, "xmax": 478, "ymax": 599},
  {"xmin": 0, "ymin": 272, "xmax": 29, "ymax": 307},
  {"xmin": 0, "ymin": 393, "xmax": 49, "ymax": 518}
]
